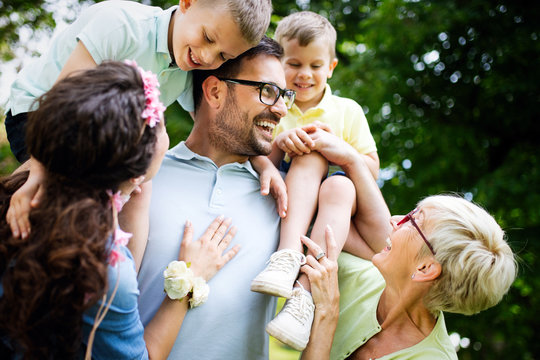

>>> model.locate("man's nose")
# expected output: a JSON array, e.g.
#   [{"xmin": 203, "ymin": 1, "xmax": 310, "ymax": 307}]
[{"xmin": 270, "ymin": 95, "xmax": 288, "ymax": 119}]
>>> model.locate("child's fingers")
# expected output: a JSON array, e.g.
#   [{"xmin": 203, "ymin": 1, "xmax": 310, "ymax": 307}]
[
  {"xmin": 30, "ymin": 185, "xmax": 44, "ymax": 208},
  {"xmin": 6, "ymin": 207, "xmax": 20, "ymax": 238},
  {"xmin": 297, "ymin": 129, "xmax": 315, "ymax": 149},
  {"xmin": 259, "ymin": 173, "xmax": 270, "ymax": 196}
]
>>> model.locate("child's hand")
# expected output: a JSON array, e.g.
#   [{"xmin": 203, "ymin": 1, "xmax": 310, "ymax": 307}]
[
  {"xmin": 251, "ymin": 156, "xmax": 288, "ymax": 218},
  {"xmin": 6, "ymin": 160, "xmax": 46, "ymax": 238},
  {"xmin": 178, "ymin": 216, "xmax": 240, "ymax": 282},
  {"xmin": 275, "ymin": 128, "xmax": 315, "ymax": 158},
  {"xmin": 305, "ymin": 127, "xmax": 357, "ymax": 168}
]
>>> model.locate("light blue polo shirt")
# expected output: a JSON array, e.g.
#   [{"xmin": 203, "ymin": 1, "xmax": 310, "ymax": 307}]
[
  {"xmin": 137, "ymin": 142, "xmax": 280, "ymax": 360},
  {"xmin": 7, "ymin": 0, "xmax": 193, "ymax": 115}
]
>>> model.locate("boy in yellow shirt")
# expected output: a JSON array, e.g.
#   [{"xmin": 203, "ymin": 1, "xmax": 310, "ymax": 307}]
[{"xmin": 251, "ymin": 11, "xmax": 390, "ymax": 350}]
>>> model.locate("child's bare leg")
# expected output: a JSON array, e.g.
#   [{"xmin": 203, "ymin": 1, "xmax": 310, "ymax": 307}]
[
  {"xmin": 297, "ymin": 175, "xmax": 356, "ymax": 292},
  {"xmin": 251, "ymin": 152, "xmax": 327, "ymax": 298},
  {"xmin": 278, "ymin": 152, "xmax": 328, "ymax": 252}
]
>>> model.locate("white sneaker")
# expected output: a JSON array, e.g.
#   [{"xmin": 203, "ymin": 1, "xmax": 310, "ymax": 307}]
[
  {"xmin": 251, "ymin": 249, "xmax": 306, "ymax": 298},
  {"xmin": 265, "ymin": 285, "xmax": 315, "ymax": 351}
]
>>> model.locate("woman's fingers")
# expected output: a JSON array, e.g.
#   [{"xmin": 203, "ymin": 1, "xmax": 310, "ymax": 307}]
[
  {"xmin": 324, "ymin": 225, "xmax": 339, "ymax": 261},
  {"xmin": 218, "ymin": 226, "xmax": 237, "ymax": 250}
]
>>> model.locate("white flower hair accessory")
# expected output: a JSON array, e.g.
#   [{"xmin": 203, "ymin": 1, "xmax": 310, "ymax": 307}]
[
  {"xmin": 163, "ymin": 260, "xmax": 209, "ymax": 308},
  {"xmin": 124, "ymin": 59, "xmax": 166, "ymax": 128}
]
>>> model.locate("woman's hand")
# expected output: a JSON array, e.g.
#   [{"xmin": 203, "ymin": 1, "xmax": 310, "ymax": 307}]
[
  {"xmin": 300, "ymin": 225, "xmax": 340, "ymax": 360},
  {"xmin": 178, "ymin": 216, "xmax": 240, "ymax": 282},
  {"xmin": 6, "ymin": 159, "xmax": 45, "ymax": 238}
]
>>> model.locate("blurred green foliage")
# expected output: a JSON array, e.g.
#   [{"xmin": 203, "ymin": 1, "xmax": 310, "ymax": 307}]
[{"xmin": 1, "ymin": 0, "xmax": 538, "ymax": 358}]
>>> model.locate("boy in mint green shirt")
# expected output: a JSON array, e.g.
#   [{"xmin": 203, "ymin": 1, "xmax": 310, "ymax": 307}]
[{"xmin": 6, "ymin": 0, "xmax": 272, "ymax": 162}]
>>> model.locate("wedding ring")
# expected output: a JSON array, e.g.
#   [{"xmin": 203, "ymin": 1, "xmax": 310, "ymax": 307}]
[{"xmin": 315, "ymin": 252, "xmax": 326, "ymax": 261}]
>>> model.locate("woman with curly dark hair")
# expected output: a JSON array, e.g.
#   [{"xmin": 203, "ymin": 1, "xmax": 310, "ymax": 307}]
[{"xmin": 0, "ymin": 61, "xmax": 238, "ymax": 359}]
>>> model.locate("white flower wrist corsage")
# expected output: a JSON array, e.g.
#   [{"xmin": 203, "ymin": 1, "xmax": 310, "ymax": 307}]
[{"xmin": 163, "ymin": 260, "xmax": 209, "ymax": 308}]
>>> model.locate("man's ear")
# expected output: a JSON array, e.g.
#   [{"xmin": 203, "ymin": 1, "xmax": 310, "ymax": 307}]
[
  {"xmin": 327, "ymin": 58, "xmax": 339, "ymax": 79},
  {"xmin": 202, "ymin": 75, "xmax": 226, "ymax": 110},
  {"xmin": 412, "ymin": 260, "xmax": 441, "ymax": 283},
  {"xmin": 179, "ymin": 0, "xmax": 196, "ymax": 13}
]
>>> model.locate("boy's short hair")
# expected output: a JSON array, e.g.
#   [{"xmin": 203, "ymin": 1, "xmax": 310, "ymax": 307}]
[
  {"xmin": 192, "ymin": 36, "xmax": 283, "ymax": 111},
  {"xmin": 202, "ymin": 0, "xmax": 272, "ymax": 45},
  {"xmin": 274, "ymin": 11, "xmax": 337, "ymax": 59}
]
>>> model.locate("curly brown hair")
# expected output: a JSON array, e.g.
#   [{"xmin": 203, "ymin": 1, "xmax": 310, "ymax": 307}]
[{"xmin": 0, "ymin": 61, "xmax": 158, "ymax": 359}]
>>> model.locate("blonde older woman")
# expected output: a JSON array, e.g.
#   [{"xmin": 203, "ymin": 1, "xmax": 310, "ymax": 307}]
[
  {"xmin": 295, "ymin": 125, "xmax": 517, "ymax": 360},
  {"xmin": 301, "ymin": 194, "xmax": 517, "ymax": 360}
]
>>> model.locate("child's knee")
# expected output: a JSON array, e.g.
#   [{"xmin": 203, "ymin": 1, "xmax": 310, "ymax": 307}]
[
  {"xmin": 319, "ymin": 175, "xmax": 355, "ymax": 203},
  {"xmin": 290, "ymin": 152, "xmax": 328, "ymax": 175}
]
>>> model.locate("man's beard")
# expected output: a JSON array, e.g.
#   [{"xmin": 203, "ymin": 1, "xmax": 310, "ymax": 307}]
[{"xmin": 210, "ymin": 92, "xmax": 276, "ymax": 156}]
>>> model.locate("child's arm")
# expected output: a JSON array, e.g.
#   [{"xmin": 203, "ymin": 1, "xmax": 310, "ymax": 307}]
[
  {"xmin": 121, "ymin": 181, "xmax": 152, "ymax": 273},
  {"xmin": 250, "ymin": 156, "xmax": 287, "ymax": 218},
  {"xmin": 6, "ymin": 157, "xmax": 45, "ymax": 238},
  {"xmin": 56, "ymin": 41, "xmax": 97, "ymax": 82}
]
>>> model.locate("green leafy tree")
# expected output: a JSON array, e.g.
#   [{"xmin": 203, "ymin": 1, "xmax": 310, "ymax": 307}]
[{"xmin": 272, "ymin": 0, "xmax": 539, "ymax": 358}]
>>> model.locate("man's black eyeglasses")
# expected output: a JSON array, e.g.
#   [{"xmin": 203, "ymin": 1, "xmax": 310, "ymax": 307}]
[{"xmin": 217, "ymin": 78, "xmax": 296, "ymax": 109}]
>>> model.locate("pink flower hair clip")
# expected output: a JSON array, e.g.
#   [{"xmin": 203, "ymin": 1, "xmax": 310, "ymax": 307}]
[{"xmin": 124, "ymin": 60, "xmax": 166, "ymax": 128}]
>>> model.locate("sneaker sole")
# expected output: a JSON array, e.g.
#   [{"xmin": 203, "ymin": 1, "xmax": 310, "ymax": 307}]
[
  {"xmin": 265, "ymin": 320, "xmax": 308, "ymax": 351},
  {"xmin": 250, "ymin": 280, "xmax": 292, "ymax": 298}
]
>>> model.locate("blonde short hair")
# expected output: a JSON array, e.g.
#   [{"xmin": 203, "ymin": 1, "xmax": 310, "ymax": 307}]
[
  {"xmin": 274, "ymin": 11, "xmax": 336, "ymax": 59},
  {"xmin": 201, "ymin": 0, "xmax": 272, "ymax": 45},
  {"xmin": 419, "ymin": 195, "xmax": 517, "ymax": 315}
]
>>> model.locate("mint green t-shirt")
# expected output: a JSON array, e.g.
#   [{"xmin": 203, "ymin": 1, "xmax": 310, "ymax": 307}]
[
  {"xmin": 330, "ymin": 253, "xmax": 458, "ymax": 360},
  {"xmin": 7, "ymin": 1, "xmax": 193, "ymax": 115}
]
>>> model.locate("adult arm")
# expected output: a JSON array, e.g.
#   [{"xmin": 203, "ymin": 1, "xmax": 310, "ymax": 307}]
[
  {"xmin": 305, "ymin": 125, "xmax": 391, "ymax": 254},
  {"xmin": 121, "ymin": 181, "xmax": 152, "ymax": 272},
  {"xmin": 143, "ymin": 217, "xmax": 239, "ymax": 359},
  {"xmin": 300, "ymin": 227, "xmax": 340, "ymax": 360}
]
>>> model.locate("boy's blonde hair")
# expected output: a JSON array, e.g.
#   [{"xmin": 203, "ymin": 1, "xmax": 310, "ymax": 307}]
[
  {"xmin": 274, "ymin": 11, "xmax": 336, "ymax": 59},
  {"xmin": 418, "ymin": 195, "xmax": 517, "ymax": 316},
  {"xmin": 201, "ymin": 0, "xmax": 272, "ymax": 45}
]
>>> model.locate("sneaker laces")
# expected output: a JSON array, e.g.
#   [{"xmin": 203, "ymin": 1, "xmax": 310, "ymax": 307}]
[
  {"xmin": 265, "ymin": 249, "xmax": 306, "ymax": 273},
  {"xmin": 282, "ymin": 282, "xmax": 314, "ymax": 324}
]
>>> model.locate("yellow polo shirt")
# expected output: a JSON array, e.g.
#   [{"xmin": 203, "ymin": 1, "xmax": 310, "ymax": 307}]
[{"xmin": 274, "ymin": 84, "xmax": 377, "ymax": 157}]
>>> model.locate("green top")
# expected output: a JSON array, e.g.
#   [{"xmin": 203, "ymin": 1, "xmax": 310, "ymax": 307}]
[{"xmin": 330, "ymin": 252, "xmax": 458, "ymax": 360}]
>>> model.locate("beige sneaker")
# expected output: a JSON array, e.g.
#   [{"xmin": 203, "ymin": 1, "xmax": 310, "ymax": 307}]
[
  {"xmin": 250, "ymin": 249, "xmax": 306, "ymax": 298},
  {"xmin": 265, "ymin": 284, "xmax": 314, "ymax": 351}
]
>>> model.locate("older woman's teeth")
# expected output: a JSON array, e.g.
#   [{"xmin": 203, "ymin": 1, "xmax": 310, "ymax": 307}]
[{"xmin": 386, "ymin": 237, "xmax": 392, "ymax": 249}]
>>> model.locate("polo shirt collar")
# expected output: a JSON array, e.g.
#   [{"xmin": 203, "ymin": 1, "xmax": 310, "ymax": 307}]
[
  {"xmin": 156, "ymin": 6, "xmax": 178, "ymax": 62},
  {"xmin": 167, "ymin": 142, "xmax": 259, "ymax": 178},
  {"xmin": 289, "ymin": 84, "xmax": 333, "ymax": 117}
]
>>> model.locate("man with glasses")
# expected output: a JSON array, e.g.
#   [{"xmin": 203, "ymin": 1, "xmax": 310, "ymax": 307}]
[{"xmin": 134, "ymin": 37, "xmax": 293, "ymax": 359}]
